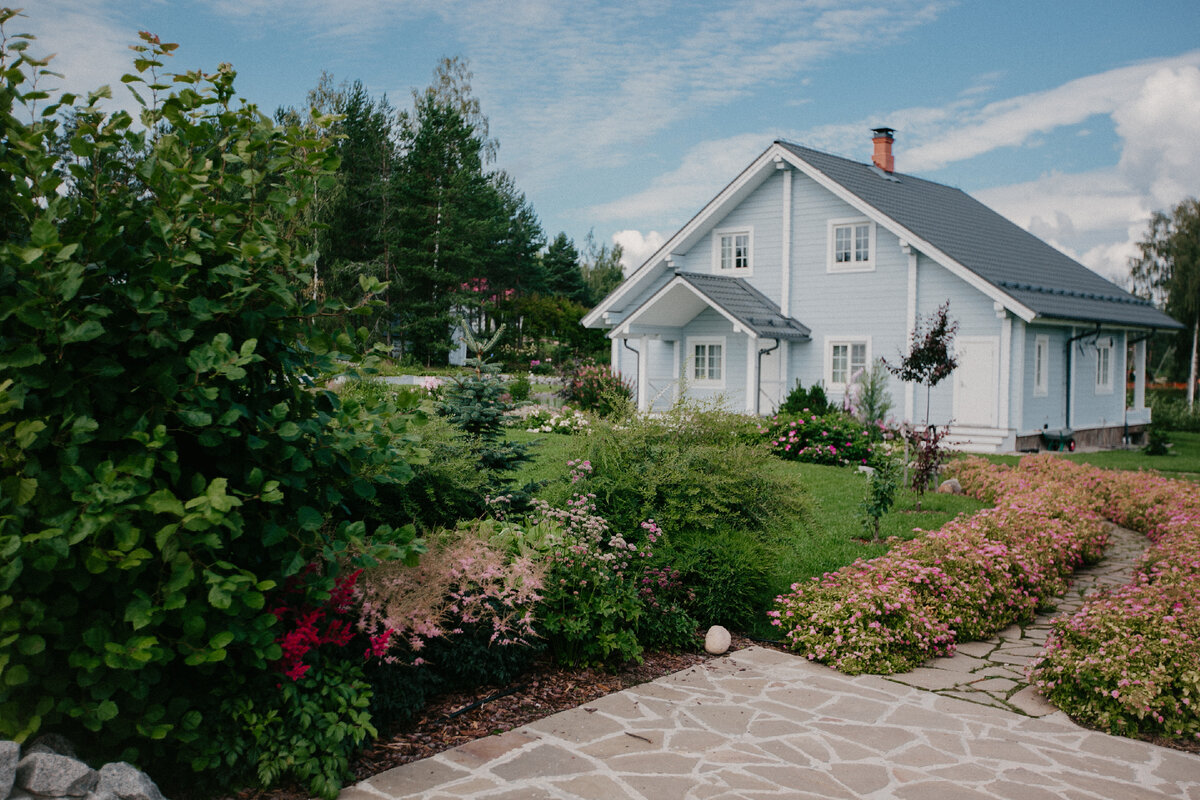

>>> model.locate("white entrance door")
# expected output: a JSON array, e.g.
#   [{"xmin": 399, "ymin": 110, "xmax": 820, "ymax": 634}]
[{"xmin": 953, "ymin": 336, "xmax": 999, "ymax": 427}]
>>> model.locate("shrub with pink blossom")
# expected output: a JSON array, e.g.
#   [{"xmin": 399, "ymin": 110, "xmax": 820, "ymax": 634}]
[
  {"xmin": 772, "ymin": 455, "xmax": 1109, "ymax": 674},
  {"xmin": 759, "ymin": 410, "xmax": 879, "ymax": 466},
  {"xmin": 952, "ymin": 457, "xmax": 1200, "ymax": 743}
]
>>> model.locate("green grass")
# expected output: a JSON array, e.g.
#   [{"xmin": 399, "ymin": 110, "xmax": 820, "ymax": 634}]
[
  {"xmin": 772, "ymin": 462, "xmax": 984, "ymax": 586},
  {"xmin": 968, "ymin": 431, "xmax": 1200, "ymax": 480}
]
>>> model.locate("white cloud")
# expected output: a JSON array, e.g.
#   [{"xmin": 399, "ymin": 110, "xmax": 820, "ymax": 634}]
[
  {"xmin": 21, "ymin": 2, "xmax": 139, "ymax": 118},
  {"xmin": 903, "ymin": 52, "xmax": 1200, "ymax": 173},
  {"xmin": 587, "ymin": 133, "xmax": 771, "ymax": 226},
  {"xmin": 1113, "ymin": 65, "xmax": 1200, "ymax": 209},
  {"xmin": 613, "ymin": 229, "xmax": 666, "ymax": 272}
]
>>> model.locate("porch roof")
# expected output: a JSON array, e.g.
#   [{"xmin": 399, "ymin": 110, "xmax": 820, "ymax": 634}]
[{"xmin": 614, "ymin": 271, "xmax": 810, "ymax": 341}]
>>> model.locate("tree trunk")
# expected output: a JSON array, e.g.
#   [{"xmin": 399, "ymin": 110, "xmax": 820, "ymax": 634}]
[{"xmin": 1189, "ymin": 318, "xmax": 1198, "ymax": 411}]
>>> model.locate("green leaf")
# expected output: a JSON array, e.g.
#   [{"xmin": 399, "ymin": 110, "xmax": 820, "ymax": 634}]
[
  {"xmin": 297, "ymin": 506, "xmax": 323, "ymax": 532},
  {"xmin": 145, "ymin": 489, "xmax": 185, "ymax": 516},
  {"xmin": 60, "ymin": 319, "xmax": 105, "ymax": 344},
  {"xmin": 176, "ymin": 409, "xmax": 212, "ymax": 427},
  {"xmin": 14, "ymin": 420, "xmax": 45, "ymax": 448},
  {"xmin": 208, "ymin": 631, "xmax": 235, "ymax": 649},
  {"xmin": 17, "ymin": 635, "xmax": 45, "ymax": 656}
]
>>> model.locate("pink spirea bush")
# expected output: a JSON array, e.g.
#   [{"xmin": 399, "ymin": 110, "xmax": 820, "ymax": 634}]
[
  {"xmin": 771, "ymin": 454, "xmax": 1109, "ymax": 674},
  {"xmin": 959, "ymin": 457, "xmax": 1200, "ymax": 742}
]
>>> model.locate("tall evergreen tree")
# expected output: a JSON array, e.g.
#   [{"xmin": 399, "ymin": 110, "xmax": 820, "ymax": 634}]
[
  {"xmin": 543, "ymin": 232, "xmax": 589, "ymax": 305},
  {"xmin": 391, "ymin": 92, "xmax": 493, "ymax": 363}
]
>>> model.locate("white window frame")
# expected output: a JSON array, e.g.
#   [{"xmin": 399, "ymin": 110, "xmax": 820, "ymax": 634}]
[
  {"xmin": 687, "ymin": 337, "xmax": 726, "ymax": 388},
  {"xmin": 825, "ymin": 336, "xmax": 871, "ymax": 391},
  {"xmin": 711, "ymin": 227, "xmax": 753, "ymax": 275},
  {"xmin": 1033, "ymin": 335, "xmax": 1049, "ymax": 397},
  {"xmin": 1095, "ymin": 341, "xmax": 1113, "ymax": 395},
  {"xmin": 827, "ymin": 217, "xmax": 876, "ymax": 273}
]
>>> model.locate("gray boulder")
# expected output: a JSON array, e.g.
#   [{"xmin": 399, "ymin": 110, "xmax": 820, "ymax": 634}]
[
  {"xmin": 1, "ymin": 740, "xmax": 19, "ymax": 799},
  {"xmin": 28, "ymin": 733, "xmax": 79, "ymax": 760},
  {"xmin": 96, "ymin": 762, "xmax": 166, "ymax": 800},
  {"xmin": 15, "ymin": 752, "xmax": 98, "ymax": 797},
  {"xmin": 936, "ymin": 477, "xmax": 964, "ymax": 495}
]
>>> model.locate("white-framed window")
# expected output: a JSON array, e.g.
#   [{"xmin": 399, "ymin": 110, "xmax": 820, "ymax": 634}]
[
  {"xmin": 828, "ymin": 217, "xmax": 875, "ymax": 272},
  {"xmin": 688, "ymin": 337, "xmax": 725, "ymax": 387},
  {"xmin": 1033, "ymin": 335, "xmax": 1049, "ymax": 397},
  {"xmin": 826, "ymin": 337, "xmax": 870, "ymax": 389},
  {"xmin": 712, "ymin": 227, "xmax": 752, "ymax": 274},
  {"xmin": 1096, "ymin": 341, "xmax": 1113, "ymax": 394}
]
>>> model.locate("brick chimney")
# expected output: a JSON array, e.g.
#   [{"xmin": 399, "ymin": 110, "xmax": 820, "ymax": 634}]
[{"xmin": 871, "ymin": 127, "xmax": 895, "ymax": 173}]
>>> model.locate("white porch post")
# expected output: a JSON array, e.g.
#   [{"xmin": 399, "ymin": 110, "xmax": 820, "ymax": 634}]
[
  {"xmin": 610, "ymin": 337, "xmax": 620, "ymax": 370},
  {"xmin": 746, "ymin": 335, "xmax": 759, "ymax": 414},
  {"xmin": 903, "ymin": 242, "xmax": 918, "ymax": 424},
  {"xmin": 1134, "ymin": 337, "xmax": 1147, "ymax": 411},
  {"xmin": 672, "ymin": 340, "xmax": 682, "ymax": 404},
  {"xmin": 779, "ymin": 165, "xmax": 793, "ymax": 317},
  {"xmin": 637, "ymin": 335, "xmax": 649, "ymax": 411},
  {"xmin": 997, "ymin": 308, "xmax": 1011, "ymax": 430}
]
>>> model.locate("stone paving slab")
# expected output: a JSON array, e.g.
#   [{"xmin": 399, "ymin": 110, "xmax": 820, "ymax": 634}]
[
  {"xmin": 343, "ymin": 525, "xmax": 1200, "ymax": 799},
  {"xmin": 344, "ymin": 647, "xmax": 1200, "ymax": 799}
]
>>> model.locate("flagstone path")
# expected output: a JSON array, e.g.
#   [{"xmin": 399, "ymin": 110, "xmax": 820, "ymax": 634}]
[{"xmin": 341, "ymin": 526, "xmax": 1200, "ymax": 799}]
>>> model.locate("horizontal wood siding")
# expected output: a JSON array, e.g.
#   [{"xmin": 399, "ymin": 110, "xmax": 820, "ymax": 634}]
[
  {"xmin": 1022, "ymin": 325, "xmax": 1067, "ymax": 432},
  {"xmin": 674, "ymin": 171, "xmax": 784, "ymax": 304},
  {"xmin": 679, "ymin": 309, "xmax": 745, "ymax": 409},
  {"xmin": 1069, "ymin": 331, "xmax": 1127, "ymax": 430},
  {"xmin": 783, "ymin": 172, "xmax": 908, "ymax": 410},
  {"xmin": 914, "ymin": 254, "xmax": 1002, "ymax": 427}
]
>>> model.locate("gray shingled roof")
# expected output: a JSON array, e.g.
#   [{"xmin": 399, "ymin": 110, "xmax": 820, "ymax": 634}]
[
  {"xmin": 676, "ymin": 272, "xmax": 811, "ymax": 340},
  {"xmin": 777, "ymin": 140, "xmax": 1182, "ymax": 330}
]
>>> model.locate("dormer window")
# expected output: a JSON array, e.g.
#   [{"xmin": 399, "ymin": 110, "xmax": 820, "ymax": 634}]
[
  {"xmin": 713, "ymin": 227, "xmax": 752, "ymax": 274},
  {"xmin": 828, "ymin": 218, "xmax": 875, "ymax": 272}
]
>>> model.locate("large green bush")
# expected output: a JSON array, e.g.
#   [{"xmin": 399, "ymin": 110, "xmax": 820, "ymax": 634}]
[{"xmin": 0, "ymin": 25, "xmax": 419, "ymax": 796}]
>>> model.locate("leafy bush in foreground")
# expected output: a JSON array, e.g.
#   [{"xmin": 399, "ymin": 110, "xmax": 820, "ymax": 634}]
[{"xmin": 0, "ymin": 27, "xmax": 419, "ymax": 797}]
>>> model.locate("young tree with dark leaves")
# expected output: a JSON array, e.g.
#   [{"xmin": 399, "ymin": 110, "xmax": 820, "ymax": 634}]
[
  {"xmin": 886, "ymin": 301, "xmax": 959, "ymax": 426},
  {"xmin": 886, "ymin": 302, "xmax": 959, "ymax": 496}
]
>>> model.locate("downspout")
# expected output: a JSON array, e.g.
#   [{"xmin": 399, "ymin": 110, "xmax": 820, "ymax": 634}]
[
  {"xmin": 623, "ymin": 337, "xmax": 641, "ymax": 410},
  {"xmin": 1065, "ymin": 324, "xmax": 1101, "ymax": 430},
  {"xmin": 756, "ymin": 338, "xmax": 781, "ymax": 415}
]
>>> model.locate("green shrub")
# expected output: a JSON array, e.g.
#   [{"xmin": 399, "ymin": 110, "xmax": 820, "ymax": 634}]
[
  {"xmin": 849, "ymin": 359, "xmax": 894, "ymax": 426},
  {"xmin": 0, "ymin": 28, "xmax": 420, "ymax": 797},
  {"xmin": 1144, "ymin": 424, "xmax": 1171, "ymax": 455},
  {"xmin": 390, "ymin": 415, "xmax": 492, "ymax": 531},
  {"xmin": 779, "ymin": 380, "xmax": 831, "ymax": 415},
  {"xmin": 507, "ymin": 372, "xmax": 533, "ymax": 402},
  {"xmin": 566, "ymin": 411, "xmax": 816, "ymax": 539},
  {"xmin": 1148, "ymin": 392, "xmax": 1200, "ymax": 432},
  {"xmin": 669, "ymin": 531, "xmax": 772, "ymax": 630}
]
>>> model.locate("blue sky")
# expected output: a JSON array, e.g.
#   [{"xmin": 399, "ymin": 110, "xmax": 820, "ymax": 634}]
[{"xmin": 23, "ymin": 0, "xmax": 1200, "ymax": 282}]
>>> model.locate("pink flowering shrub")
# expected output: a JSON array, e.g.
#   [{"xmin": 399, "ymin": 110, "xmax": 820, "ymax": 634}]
[
  {"xmin": 957, "ymin": 458, "xmax": 1200, "ymax": 742},
  {"xmin": 772, "ymin": 455, "xmax": 1108, "ymax": 674},
  {"xmin": 355, "ymin": 528, "xmax": 544, "ymax": 666},
  {"xmin": 759, "ymin": 410, "xmax": 879, "ymax": 466}
]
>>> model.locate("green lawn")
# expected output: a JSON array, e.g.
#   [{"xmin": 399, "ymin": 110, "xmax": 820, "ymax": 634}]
[{"xmin": 971, "ymin": 431, "xmax": 1200, "ymax": 480}]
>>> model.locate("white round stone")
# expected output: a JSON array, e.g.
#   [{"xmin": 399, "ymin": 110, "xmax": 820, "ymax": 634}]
[{"xmin": 704, "ymin": 625, "xmax": 731, "ymax": 655}]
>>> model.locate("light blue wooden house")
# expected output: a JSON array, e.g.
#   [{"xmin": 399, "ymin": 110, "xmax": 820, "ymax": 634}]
[{"xmin": 582, "ymin": 130, "xmax": 1182, "ymax": 452}]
